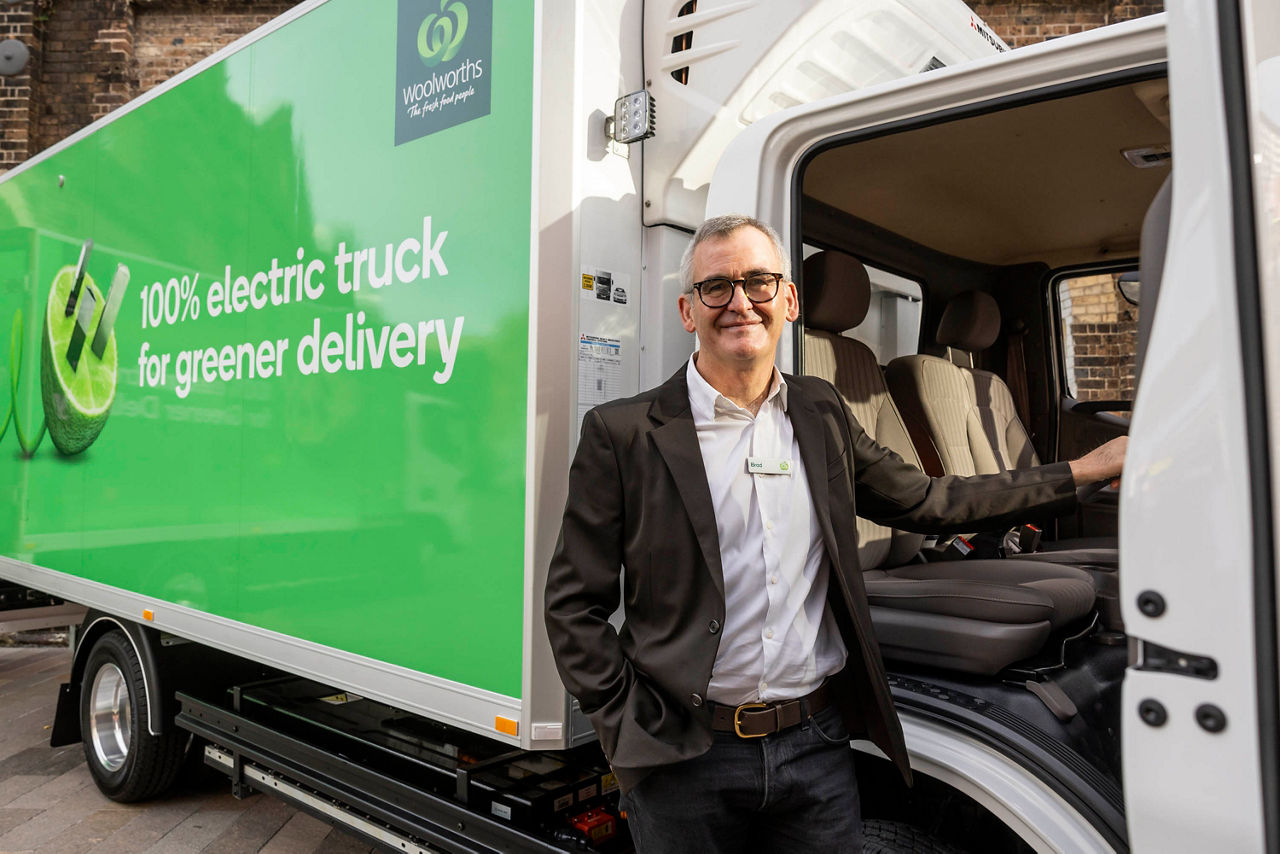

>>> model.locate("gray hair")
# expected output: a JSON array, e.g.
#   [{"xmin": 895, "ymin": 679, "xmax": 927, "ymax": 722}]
[{"xmin": 678, "ymin": 214, "xmax": 791, "ymax": 294}]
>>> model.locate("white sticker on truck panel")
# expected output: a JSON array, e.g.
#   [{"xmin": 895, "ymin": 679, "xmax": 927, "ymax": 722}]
[{"xmin": 577, "ymin": 334, "xmax": 623, "ymax": 426}]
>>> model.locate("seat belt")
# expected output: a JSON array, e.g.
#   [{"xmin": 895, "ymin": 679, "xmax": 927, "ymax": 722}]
[
  {"xmin": 1004, "ymin": 322, "xmax": 1048, "ymax": 551},
  {"xmin": 1006, "ymin": 319, "xmax": 1032, "ymax": 430}
]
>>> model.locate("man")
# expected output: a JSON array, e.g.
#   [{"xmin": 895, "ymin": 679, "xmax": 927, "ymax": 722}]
[{"xmin": 544, "ymin": 215, "xmax": 1125, "ymax": 852}]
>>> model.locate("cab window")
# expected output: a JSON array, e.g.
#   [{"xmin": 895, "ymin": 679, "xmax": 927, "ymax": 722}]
[{"xmin": 1055, "ymin": 270, "xmax": 1139, "ymax": 402}]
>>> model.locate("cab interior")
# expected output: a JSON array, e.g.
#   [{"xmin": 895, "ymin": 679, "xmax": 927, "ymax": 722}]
[{"xmin": 793, "ymin": 69, "xmax": 1171, "ymax": 846}]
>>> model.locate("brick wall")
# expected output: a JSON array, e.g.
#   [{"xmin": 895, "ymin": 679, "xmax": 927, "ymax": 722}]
[
  {"xmin": 965, "ymin": 1, "xmax": 1164, "ymax": 49},
  {"xmin": 1069, "ymin": 319, "xmax": 1137, "ymax": 400},
  {"xmin": 29, "ymin": 0, "xmax": 135, "ymax": 158},
  {"xmin": 0, "ymin": 0, "xmax": 293, "ymax": 171},
  {"xmin": 134, "ymin": 2, "xmax": 294, "ymax": 95}
]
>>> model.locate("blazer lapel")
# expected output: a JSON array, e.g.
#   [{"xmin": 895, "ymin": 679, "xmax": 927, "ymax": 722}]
[
  {"xmin": 650, "ymin": 370, "xmax": 725, "ymax": 599},
  {"xmin": 788, "ymin": 381, "xmax": 840, "ymax": 566}
]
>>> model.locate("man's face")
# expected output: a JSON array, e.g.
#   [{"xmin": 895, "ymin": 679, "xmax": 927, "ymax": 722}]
[{"xmin": 678, "ymin": 226, "xmax": 799, "ymax": 372}]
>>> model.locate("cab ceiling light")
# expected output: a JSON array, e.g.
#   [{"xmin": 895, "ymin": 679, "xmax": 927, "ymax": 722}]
[{"xmin": 1122, "ymin": 145, "xmax": 1171, "ymax": 168}]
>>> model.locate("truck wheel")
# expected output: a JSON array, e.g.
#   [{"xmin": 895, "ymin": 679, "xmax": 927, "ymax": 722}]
[
  {"xmin": 80, "ymin": 629, "xmax": 185, "ymax": 802},
  {"xmin": 863, "ymin": 819, "xmax": 966, "ymax": 853}
]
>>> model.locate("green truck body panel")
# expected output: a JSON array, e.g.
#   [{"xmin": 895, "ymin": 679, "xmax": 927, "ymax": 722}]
[{"xmin": 0, "ymin": 0, "xmax": 534, "ymax": 699}]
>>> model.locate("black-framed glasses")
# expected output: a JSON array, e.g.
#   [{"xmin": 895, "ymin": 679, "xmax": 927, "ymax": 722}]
[{"xmin": 691, "ymin": 273, "xmax": 784, "ymax": 308}]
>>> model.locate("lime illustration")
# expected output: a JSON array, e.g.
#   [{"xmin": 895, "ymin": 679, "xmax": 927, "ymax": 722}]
[{"xmin": 40, "ymin": 265, "xmax": 118, "ymax": 454}]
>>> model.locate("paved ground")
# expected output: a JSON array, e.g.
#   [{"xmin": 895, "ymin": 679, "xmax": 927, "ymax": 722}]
[{"xmin": 0, "ymin": 646, "xmax": 373, "ymax": 854}]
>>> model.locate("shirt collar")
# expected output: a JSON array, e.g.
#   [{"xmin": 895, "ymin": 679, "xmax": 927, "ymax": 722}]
[{"xmin": 686, "ymin": 355, "xmax": 788, "ymax": 422}]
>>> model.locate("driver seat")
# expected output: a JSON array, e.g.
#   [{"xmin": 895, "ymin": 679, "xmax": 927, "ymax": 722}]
[{"xmin": 885, "ymin": 291, "xmax": 1120, "ymax": 569}]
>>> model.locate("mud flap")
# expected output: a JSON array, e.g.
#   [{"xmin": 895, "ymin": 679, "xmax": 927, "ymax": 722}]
[{"xmin": 50, "ymin": 681, "xmax": 80, "ymax": 747}]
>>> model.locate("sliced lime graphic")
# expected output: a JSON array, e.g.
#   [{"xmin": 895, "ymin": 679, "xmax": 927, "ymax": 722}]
[{"xmin": 41, "ymin": 264, "xmax": 117, "ymax": 454}]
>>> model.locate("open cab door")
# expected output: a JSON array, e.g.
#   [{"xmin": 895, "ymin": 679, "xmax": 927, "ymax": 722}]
[
  {"xmin": 707, "ymin": 2, "xmax": 1277, "ymax": 850},
  {"xmin": 1120, "ymin": 1, "xmax": 1279, "ymax": 850}
]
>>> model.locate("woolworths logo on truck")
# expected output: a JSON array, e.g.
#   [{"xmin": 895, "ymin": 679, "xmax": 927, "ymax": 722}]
[
  {"xmin": 417, "ymin": 0, "xmax": 468, "ymax": 67},
  {"xmin": 396, "ymin": 0, "xmax": 493, "ymax": 145}
]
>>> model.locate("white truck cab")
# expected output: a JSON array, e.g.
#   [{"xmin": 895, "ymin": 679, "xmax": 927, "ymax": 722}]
[{"xmin": 704, "ymin": 3, "xmax": 1278, "ymax": 851}]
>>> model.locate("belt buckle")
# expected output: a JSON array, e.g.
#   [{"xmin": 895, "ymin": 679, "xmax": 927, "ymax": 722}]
[{"xmin": 733, "ymin": 702, "xmax": 770, "ymax": 738}]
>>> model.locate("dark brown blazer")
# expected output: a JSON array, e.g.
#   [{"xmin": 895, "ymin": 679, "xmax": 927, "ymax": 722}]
[{"xmin": 544, "ymin": 368, "xmax": 1076, "ymax": 792}]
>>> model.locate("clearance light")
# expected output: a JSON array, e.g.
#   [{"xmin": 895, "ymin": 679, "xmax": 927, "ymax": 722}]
[{"xmin": 142, "ymin": 609, "xmax": 154, "ymax": 622}]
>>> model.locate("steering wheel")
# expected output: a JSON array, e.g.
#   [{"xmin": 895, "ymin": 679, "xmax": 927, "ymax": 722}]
[{"xmin": 1076, "ymin": 480, "xmax": 1118, "ymax": 504}]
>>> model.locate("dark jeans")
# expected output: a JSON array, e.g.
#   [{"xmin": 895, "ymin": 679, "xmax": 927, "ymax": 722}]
[{"xmin": 619, "ymin": 704, "xmax": 861, "ymax": 853}]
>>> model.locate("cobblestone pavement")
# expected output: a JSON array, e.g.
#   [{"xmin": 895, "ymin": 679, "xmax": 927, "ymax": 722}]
[{"xmin": 0, "ymin": 647, "xmax": 373, "ymax": 854}]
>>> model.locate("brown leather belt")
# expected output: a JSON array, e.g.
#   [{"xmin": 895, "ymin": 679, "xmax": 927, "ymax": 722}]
[{"xmin": 709, "ymin": 683, "xmax": 832, "ymax": 738}]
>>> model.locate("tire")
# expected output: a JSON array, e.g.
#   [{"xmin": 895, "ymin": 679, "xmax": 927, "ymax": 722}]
[
  {"xmin": 79, "ymin": 629, "xmax": 185, "ymax": 802},
  {"xmin": 863, "ymin": 819, "xmax": 967, "ymax": 854}
]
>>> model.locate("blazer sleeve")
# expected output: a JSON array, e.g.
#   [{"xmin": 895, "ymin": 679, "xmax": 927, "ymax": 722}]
[
  {"xmin": 840, "ymin": 397, "xmax": 1079, "ymax": 533},
  {"xmin": 543, "ymin": 408, "xmax": 637, "ymax": 734}
]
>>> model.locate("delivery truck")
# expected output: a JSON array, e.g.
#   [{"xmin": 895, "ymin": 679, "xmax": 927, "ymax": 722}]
[{"xmin": 0, "ymin": 0, "xmax": 1276, "ymax": 851}]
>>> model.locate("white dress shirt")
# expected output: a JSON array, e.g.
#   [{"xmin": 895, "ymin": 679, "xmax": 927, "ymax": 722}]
[{"xmin": 686, "ymin": 357, "xmax": 847, "ymax": 706}]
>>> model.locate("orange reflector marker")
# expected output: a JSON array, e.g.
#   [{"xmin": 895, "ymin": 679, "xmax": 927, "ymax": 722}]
[
  {"xmin": 495, "ymin": 716, "xmax": 518, "ymax": 737},
  {"xmin": 142, "ymin": 609, "xmax": 154, "ymax": 621}
]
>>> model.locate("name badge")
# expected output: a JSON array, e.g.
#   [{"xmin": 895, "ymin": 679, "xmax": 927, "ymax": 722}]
[{"xmin": 747, "ymin": 457, "xmax": 793, "ymax": 476}]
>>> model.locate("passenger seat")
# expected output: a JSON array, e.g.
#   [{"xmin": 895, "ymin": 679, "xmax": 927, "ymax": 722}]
[{"xmin": 802, "ymin": 250, "xmax": 1097, "ymax": 674}]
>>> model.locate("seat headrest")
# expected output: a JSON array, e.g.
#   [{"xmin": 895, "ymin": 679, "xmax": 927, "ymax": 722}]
[
  {"xmin": 937, "ymin": 290, "xmax": 1001, "ymax": 352},
  {"xmin": 802, "ymin": 250, "xmax": 871, "ymax": 333}
]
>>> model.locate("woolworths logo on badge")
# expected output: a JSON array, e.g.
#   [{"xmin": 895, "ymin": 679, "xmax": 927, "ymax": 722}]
[{"xmin": 396, "ymin": 0, "xmax": 492, "ymax": 146}]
